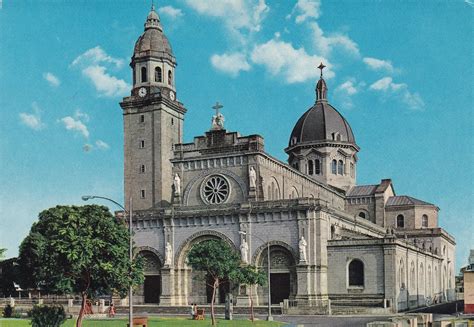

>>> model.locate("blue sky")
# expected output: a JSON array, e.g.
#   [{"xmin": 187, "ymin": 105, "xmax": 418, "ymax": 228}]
[{"xmin": 0, "ymin": 0, "xmax": 472, "ymax": 270}]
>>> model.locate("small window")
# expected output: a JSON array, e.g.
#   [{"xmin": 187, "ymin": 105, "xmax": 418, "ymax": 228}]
[
  {"xmin": 141, "ymin": 67, "xmax": 147, "ymax": 83},
  {"xmin": 358, "ymin": 212, "xmax": 366, "ymax": 219},
  {"xmin": 308, "ymin": 160, "xmax": 314, "ymax": 175},
  {"xmin": 331, "ymin": 132, "xmax": 336, "ymax": 140},
  {"xmin": 139, "ymin": 115, "xmax": 145, "ymax": 123},
  {"xmin": 315, "ymin": 159, "xmax": 321, "ymax": 175},
  {"xmin": 139, "ymin": 140, "xmax": 145, "ymax": 148},
  {"xmin": 293, "ymin": 162, "xmax": 299, "ymax": 170},
  {"xmin": 155, "ymin": 67, "xmax": 162, "ymax": 82},
  {"xmin": 350, "ymin": 162, "xmax": 355, "ymax": 178},
  {"xmin": 291, "ymin": 137, "xmax": 297, "ymax": 145},
  {"xmin": 348, "ymin": 259, "xmax": 364, "ymax": 287},
  {"xmin": 140, "ymin": 189, "xmax": 146, "ymax": 198},
  {"xmin": 336, "ymin": 134, "xmax": 342, "ymax": 141},
  {"xmin": 168, "ymin": 70, "xmax": 173, "ymax": 85},
  {"xmin": 422, "ymin": 214, "xmax": 428, "ymax": 228},
  {"xmin": 338, "ymin": 160, "xmax": 344, "ymax": 175},
  {"xmin": 171, "ymin": 118, "xmax": 174, "ymax": 125},
  {"xmin": 331, "ymin": 159, "xmax": 337, "ymax": 174},
  {"xmin": 140, "ymin": 165, "xmax": 146, "ymax": 173},
  {"xmin": 397, "ymin": 214, "xmax": 404, "ymax": 228},
  {"xmin": 133, "ymin": 68, "xmax": 136, "ymax": 85}
]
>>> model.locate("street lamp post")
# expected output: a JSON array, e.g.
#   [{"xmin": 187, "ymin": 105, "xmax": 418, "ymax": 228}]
[
  {"xmin": 238, "ymin": 231, "xmax": 273, "ymax": 321},
  {"xmin": 82, "ymin": 195, "xmax": 133, "ymax": 326}
]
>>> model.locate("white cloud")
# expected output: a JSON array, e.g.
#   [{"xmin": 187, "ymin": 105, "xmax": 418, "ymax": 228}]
[
  {"xmin": 43, "ymin": 72, "xmax": 60, "ymax": 87},
  {"xmin": 370, "ymin": 77, "xmax": 424, "ymax": 110},
  {"xmin": 60, "ymin": 116, "xmax": 89, "ymax": 138},
  {"xmin": 72, "ymin": 47, "xmax": 130, "ymax": 98},
  {"xmin": 95, "ymin": 140, "xmax": 110, "ymax": 150},
  {"xmin": 158, "ymin": 5, "xmax": 183, "ymax": 19},
  {"xmin": 336, "ymin": 80, "xmax": 358, "ymax": 96},
  {"xmin": 290, "ymin": 0, "xmax": 321, "ymax": 24},
  {"xmin": 210, "ymin": 52, "xmax": 251, "ymax": 77},
  {"xmin": 19, "ymin": 102, "xmax": 45, "ymax": 130},
  {"xmin": 72, "ymin": 46, "xmax": 124, "ymax": 68},
  {"xmin": 251, "ymin": 39, "xmax": 333, "ymax": 84},
  {"xmin": 82, "ymin": 65, "xmax": 130, "ymax": 97},
  {"xmin": 309, "ymin": 22, "xmax": 360, "ymax": 57},
  {"xmin": 74, "ymin": 109, "xmax": 89, "ymax": 122},
  {"xmin": 185, "ymin": 0, "xmax": 269, "ymax": 44},
  {"xmin": 363, "ymin": 57, "xmax": 394, "ymax": 73}
]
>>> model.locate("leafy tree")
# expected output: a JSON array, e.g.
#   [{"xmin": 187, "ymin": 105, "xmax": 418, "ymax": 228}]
[
  {"xmin": 231, "ymin": 265, "xmax": 267, "ymax": 322},
  {"xmin": 0, "ymin": 258, "xmax": 19, "ymax": 297},
  {"xmin": 0, "ymin": 248, "xmax": 6, "ymax": 260},
  {"xmin": 18, "ymin": 205, "xmax": 144, "ymax": 327},
  {"xmin": 187, "ymin": 239, "xmax": 240, "ymax": 326}
]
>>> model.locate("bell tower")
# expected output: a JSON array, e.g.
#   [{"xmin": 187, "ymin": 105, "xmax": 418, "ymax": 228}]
[{"xmin": 120, "ymin": 5, "xmax": 186, "ymax": 210}]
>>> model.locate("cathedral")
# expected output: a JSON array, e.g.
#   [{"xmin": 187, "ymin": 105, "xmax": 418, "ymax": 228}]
[{"xmin": 120, "ymin": 7, "xmax": 456, "ymax": 314}]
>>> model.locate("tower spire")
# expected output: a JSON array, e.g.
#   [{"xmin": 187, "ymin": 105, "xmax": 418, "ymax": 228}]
[{"xmin": 316, "ymin": 62, "xmax": 328, "ymax": 102}]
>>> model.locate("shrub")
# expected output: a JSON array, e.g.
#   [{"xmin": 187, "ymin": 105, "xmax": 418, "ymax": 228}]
[
  {"xmin": 3, "ymin": 304, "xmax": 13, "ymax": 318},
  {"xmin": 29, "ymin": 305, "xmax": 67, "ymax": 327}
]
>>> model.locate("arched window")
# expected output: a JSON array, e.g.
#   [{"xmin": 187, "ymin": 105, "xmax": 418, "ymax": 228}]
[
  {"xmin": 419, "ymin": 263, "xmax": 424, "ymax": 294},
  {"xmin": 308, "ymin": 160, "xmax": 314, "ymax": 175},
  {"xmin": 330, "ymin": 225, "xmax": 336, "ymax": 239},
  {"xmin": 410, "ymin": 261, "xmax": 416, "ymax": 291},
  {"xmin": 422, "ymin": 214, "xmax": 428, "ymax": 228},
  {"xmin": 358, "ymin": 212, "xmax": 366, "ymax": 219},
  {"xmin": 141, "ymin": 67, "xmax": 147, "ymax": 83},
  {"xmin": 293, "ymin": 162, "xmax": 299, "ymax": 170},
  {"xmin": 350, "ymin": 162, "xmax": 355, "ymax": 177},
  {"xmin": 428, "ymin": 265, "xmax": 432, "ymax": 295},
  {"xmin": 397, "ymin": 214, "xmax": 404, "ymax": 228},
  {"xmin": 338, "ymin": 160, "xmax": 344, "ymax": 175},
  {"xmin": 168, "ymin": 70, "xmax": 173, "ymax": 85},
  {"xmin": 155, "ymin": 67, "xmax": 162, "ymax": 82},
  {"xmin": 133, "ymin": 67, "xmax": 136, "ymax": 85},
  {"xmin": 348, "ymin": 259, "xmax": 364, "ymax": 287},
  {"xmin": 315, "ymin": 159, "xmax": 321, "ymax": 175},
  {"xmin": 331, "ymin": 160, "xmax": 337, "ymax": 174}
]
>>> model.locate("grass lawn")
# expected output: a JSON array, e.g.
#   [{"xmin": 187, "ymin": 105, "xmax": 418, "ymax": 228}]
[{"xmin": 0, "ymin": 317, "xmax": 284, "ymax": 327}]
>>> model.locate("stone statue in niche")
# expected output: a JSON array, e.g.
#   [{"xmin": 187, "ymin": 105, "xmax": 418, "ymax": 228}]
[
  {"xmin": 173, "ymin": 173, "xmax": 181, "ymax": 195},
  {"xmin": 299, "ymin": 236, "xmax": 307, "ymax": 262},
  {"xmin": 165, "ymin": 242, "xmax": 172, "ymax": 265},
  {"xmin": 240, "ymin": 238, "xmax": 249, "ymax": 264},
  {"xmin": 249, "ymin": 167, "xmax": 257, "ymax": 189}
]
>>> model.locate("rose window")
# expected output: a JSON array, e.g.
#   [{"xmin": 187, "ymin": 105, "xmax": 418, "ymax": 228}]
[{"xmin": 201, "ymin": 175, "xmax": 230, "ymax": 204}]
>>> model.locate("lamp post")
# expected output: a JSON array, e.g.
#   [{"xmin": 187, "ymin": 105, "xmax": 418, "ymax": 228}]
[
  {"xmin": 238, "ymin": 231, "xmax": 273, "ymax": 321},
  {"xmin": 82, "ymin": 195, "xmax": 133, "ymax": 326}
]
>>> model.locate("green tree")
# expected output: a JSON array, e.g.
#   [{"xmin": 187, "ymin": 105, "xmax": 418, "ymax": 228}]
[
  {"xmin": 231, "ymin": 265, "xmax": 267, "ymax": 322},
  {"xmin": 0, "ymin": 248, "xmax": 6, "ymax": 260},
  {"xmin": 18, "ymin": 205, "xmax": 144, "ymax": 327},
  {"xmin": 187, "ymin": 239, "xmax": 240, "ymax": 326}
]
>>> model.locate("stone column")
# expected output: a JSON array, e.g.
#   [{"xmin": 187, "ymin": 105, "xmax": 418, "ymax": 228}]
[
  {"xmin": 383, "ymin": 236, "xmax": 398, "ymax": 313},
  {"xmin": 160, "ymin": 267, "xmax": 175, "ymax": 305}
]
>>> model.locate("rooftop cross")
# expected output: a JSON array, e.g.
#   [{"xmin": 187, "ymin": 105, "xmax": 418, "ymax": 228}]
[
  {"xmin": 317, "ymin": 62, "xmax": 326, "ymax": 78},
  {"xmin": 212, "ymin": 101, "xmax": 223, "ymax": 116},
  {"xmin": 211, "ymin": 102, "xmax": 225, "ymax": 130}
]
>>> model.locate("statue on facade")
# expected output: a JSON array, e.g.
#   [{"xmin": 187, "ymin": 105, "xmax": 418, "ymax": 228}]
[
  {"xmin": 240, "ymin": 239, "xmax": 249, "ymax": 264},
  {"xmin": 173, "ymin": 173, "xmax": 181, "ymax": 196},
  {"xmin": 165, "ymin": 242, "xmax": 172, "ymax": 266},
  {"xmin": 249, "ymin": 167, "xmax": 257, "ymax": 189},
  {"xmin": 299, "ymin": 236, "xmax": 307, "ymax": 262}
]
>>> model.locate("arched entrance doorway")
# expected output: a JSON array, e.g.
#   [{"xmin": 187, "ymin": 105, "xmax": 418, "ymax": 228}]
[
  {"xmin": 139, "ymin": 250, "xmax": 162, "ymax": 304},
  {"xmin": 258, "ymin": 244, "xmax": 296, "ymax": 304},
  {"xmin": 175, "ymin": 231, "xmax": 237, "ymax": 305}
]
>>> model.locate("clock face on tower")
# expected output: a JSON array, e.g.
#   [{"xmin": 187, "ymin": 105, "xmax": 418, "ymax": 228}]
[
  {"xmin": 138, "ymin": 87, "xmax": 147, "ymax": 97},
  {"xmin": 169, "ymin": 90, "xmax": 175, "ymax": 101}
]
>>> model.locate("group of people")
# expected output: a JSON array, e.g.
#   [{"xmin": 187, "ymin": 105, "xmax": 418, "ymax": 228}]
[{"xmin": 190, "ymin": 303, "xmax": 201, "ymax": 320}]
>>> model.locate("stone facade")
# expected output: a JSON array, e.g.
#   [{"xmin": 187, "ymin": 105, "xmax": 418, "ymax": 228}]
[{"xmin": 120, "ymin": 7, "xmax": 456, "ymax": 314}]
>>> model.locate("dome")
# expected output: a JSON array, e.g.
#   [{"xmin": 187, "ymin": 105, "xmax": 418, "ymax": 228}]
[
  {"xmin": 132, "ymin": 7, "xmax": 175, "ymax": 63},
  {"xmin": 288, "ymin": 101, "xmax": 356, "ymax": 146}
]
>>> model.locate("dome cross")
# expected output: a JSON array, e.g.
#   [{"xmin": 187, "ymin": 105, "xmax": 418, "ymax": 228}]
[{"xmin": 317, "ymin": 62, "xmax": 326, "ymax": 78}]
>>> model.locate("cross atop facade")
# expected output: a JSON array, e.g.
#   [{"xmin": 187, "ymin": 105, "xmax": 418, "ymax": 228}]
[
  {"xmin": 212, "ymin": 102, "xmax": 224, "ymax": 116},
  {"xmin": 317, "ymin": 62, "xmax": 326, "ymax": 78}
]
